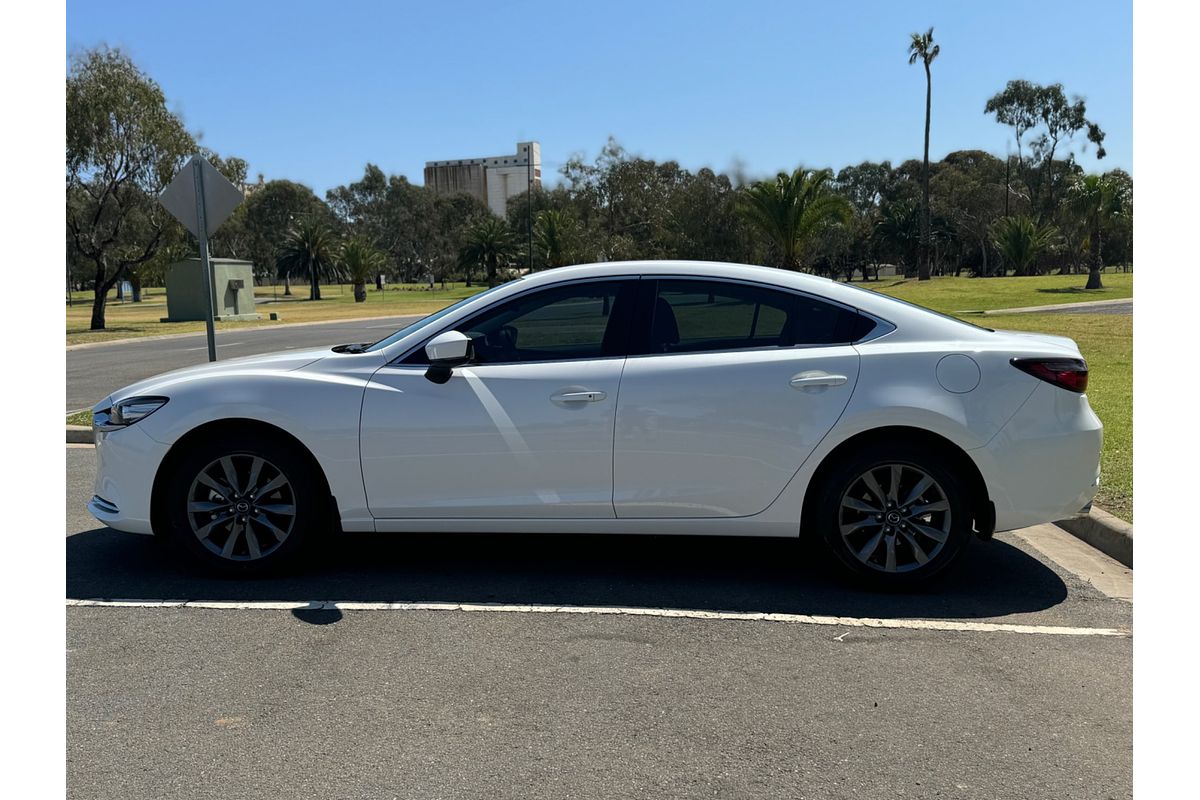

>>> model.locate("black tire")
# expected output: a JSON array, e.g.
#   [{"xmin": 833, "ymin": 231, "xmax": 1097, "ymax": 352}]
[
  {"xmin": 162, "ymin": 431, "xmax": 326, "ymax": 576},
  {"xmin": 811, "ymin": 441, "xmax": 972, "ymax": 589}
]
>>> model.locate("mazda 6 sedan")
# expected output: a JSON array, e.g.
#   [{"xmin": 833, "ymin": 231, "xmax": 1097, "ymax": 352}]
[{"xmin": 88, "ymin": 261, "xmax": 1101, "ymax": 586}]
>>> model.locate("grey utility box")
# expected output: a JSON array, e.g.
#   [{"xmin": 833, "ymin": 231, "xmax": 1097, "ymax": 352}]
[{"xmin": 162, "ymin": 258, "xmax": 261, "ymax": 322}]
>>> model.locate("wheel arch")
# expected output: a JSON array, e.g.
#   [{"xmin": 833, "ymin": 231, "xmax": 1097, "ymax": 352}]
[
  {"xmin": 149, "ymin": 417, "xmax": 339, "ymax": 538},
  {"xmin": 800, "ymin": 425, "xmax": 994, "ymax": 541}
]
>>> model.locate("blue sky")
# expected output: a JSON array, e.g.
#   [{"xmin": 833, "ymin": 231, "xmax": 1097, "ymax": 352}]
[{"xmin": 66, "ymin": 0, "xmax": 1132, "ymax": 194}]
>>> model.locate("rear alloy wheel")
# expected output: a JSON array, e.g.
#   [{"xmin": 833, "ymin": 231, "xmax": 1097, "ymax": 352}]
[
  {"xmin": 815, "ymin": 444, "xmax": 972, "ymax": 587},
  {"xmin": 838, "ymin": 464, "xmax": 951, "ymax": 574},
  {"xmin": 164, "ymin": 433, "xmax": 324, "ymax": 575}
]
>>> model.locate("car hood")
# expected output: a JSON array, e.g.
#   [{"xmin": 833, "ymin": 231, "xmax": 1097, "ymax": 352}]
[{"xmin": 97, "ymin": 347, "xmax": 333, "ymax": 409}]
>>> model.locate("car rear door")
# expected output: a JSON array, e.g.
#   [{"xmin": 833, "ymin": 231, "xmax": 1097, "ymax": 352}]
[{"xmin": 612, "ymin": 278, "xmax": 863, "ymax": 518}]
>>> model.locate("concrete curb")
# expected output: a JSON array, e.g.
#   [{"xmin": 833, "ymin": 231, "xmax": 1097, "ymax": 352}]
[
  {"xmin": 966, "ymin": 297, "xmax": 1133, "ymax": 316},
  {"xmin": 1055, "ymin": 507, "xmax": 1133, "ymax": 568},
  {"xmin": 67, "ymin": 425, "xmax": 93, "ymax": 444}
]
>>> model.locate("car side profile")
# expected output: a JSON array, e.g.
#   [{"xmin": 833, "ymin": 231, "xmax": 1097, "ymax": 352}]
[{"xmin": 88, "ymin": 261, "xmax": 1102, "ymax": 586}]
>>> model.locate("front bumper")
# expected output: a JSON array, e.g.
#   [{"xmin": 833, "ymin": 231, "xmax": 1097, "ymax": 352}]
[{"xmin": 88, "ymin": 424, "xmax": 171, "ymax": 535}]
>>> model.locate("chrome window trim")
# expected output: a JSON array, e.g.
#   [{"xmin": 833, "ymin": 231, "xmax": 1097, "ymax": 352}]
[{"xmin": 383, "ymin": 272, "xmax": 899, "ymax": 368}]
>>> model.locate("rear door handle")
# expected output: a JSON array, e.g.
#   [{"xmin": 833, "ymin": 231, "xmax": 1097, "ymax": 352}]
[
  {"xmin": 790, "ymin": 371, "xmax": 848, "ymax": 389},
  {"xmin": 552, "ymin": 390, "xmax": 607, "ymax": 403}
]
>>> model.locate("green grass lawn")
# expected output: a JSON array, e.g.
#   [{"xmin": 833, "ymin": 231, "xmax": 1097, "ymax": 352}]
[
  {"xmin": 864, "ymin": 271, "xmax": 1132, "ymax": 313},
  {"xmin": 66, "ymin": 282, "xmax": 487, "ymax": 345}
]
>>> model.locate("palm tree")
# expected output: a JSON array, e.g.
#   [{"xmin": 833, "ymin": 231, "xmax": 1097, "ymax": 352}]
[
  {"xmin": 992, "ymin": 215, "xmax": 1058, "ymax": 277},
  {"xmin": 459, "ymin": 217, "xmax": 519, "ymax": 287},
  {"xmin": 534, "ymin": 209, "xmax": 572, "ymax": 269},
  {"xmin": 340, "ymin": 237, "xmax": 385, "ymax": 302},
  {"xmin": 1068, "ymin": 174, "xmax": 1127, "ymax": 290},
  {"xmin": 908, "ymin": 26, "xmax": 940, "ymax": 281},
  {"xmin": 276, "ymin": 217, "xmax": 340, "ymax": 301},
  {"xmin": 872, "ymin": 200, "xmax": 922, "ymax": 276},
  {"xmin": 737, "ymin": 168, "xmax": 852, "ymax": 270}
]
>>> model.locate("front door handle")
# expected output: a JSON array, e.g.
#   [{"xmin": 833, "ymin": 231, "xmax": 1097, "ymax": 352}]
[
  {"xmin": 790, "ymin": 371, "xmax": 848, "ymax": 389},
  {"xmin": 551, "ymin": 390, "xmax": 607, "ymax": 403}
]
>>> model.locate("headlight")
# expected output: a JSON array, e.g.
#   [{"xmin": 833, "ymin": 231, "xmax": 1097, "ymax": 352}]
[{"xmin": 94, "ymin": 396, "xmax": 169, "ymax": 431}]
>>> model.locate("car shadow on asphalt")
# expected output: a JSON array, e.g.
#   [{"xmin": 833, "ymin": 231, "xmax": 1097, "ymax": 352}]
[{"xmin": 66, "ymin": 527, "xmax": 1069, "ymax": 620}]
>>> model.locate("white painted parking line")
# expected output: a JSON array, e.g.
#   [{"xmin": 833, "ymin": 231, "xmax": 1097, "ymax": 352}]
[{"xmin": 65, "ymin": 599, "xmax": 1130, "ymax": 637}]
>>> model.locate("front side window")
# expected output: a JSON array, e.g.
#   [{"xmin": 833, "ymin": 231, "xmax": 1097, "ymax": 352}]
[
  {"xmin": 649, "ymin": 279, "xmax": 872, "ymax": 354},
  {"xmin": 404, "ymin": 280, "xmax": 636, "ymax": 365}
]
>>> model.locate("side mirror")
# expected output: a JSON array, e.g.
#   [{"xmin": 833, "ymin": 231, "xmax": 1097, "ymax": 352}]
[{"xmin": 424, "ymin": 330, "xmax": 473, "ymax": 384}]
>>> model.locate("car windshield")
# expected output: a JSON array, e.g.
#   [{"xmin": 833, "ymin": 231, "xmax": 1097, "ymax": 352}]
[{"xmin": 364, "ymin": 281, "xmax": 516, "ymax": 352}]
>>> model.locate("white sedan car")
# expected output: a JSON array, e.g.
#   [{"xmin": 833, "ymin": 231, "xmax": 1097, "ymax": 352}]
[{"xmin": 89, "ymin": 261, "xmax": 1101, "ymax": 586}]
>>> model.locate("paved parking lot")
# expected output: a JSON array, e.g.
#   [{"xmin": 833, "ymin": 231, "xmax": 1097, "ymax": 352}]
[{"xmin": 66, "ymin": 446, "xmax": 1131, "ymax": 799}]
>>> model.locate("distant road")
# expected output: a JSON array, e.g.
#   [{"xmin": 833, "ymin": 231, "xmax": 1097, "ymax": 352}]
[{"xmin": 66, "ymin": 315, "xmax": 421, "ymax": 411}]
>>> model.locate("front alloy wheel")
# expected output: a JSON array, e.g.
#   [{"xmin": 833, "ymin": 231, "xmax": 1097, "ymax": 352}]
[
  {"xmin": 187, "ymin": 455, "xmax": 297, "ymax": 561},
  {"xmin": 163, "ymin": 431, "xmax": 323, "ymax": 575}
]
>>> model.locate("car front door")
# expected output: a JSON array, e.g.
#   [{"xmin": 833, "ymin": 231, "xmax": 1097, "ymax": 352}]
[
  {"xmin": 361, "ymin": 278, "xmax": 638, "ymax": 519},
  {"xmin": 613, "ymin": 278, "xmax": 864, "ymax": 518}
]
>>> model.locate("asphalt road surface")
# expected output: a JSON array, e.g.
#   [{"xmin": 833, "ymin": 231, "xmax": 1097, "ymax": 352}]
[
  {"xmin": 66, "ymin": 446, "xmax": 1132, "ymax": 800},
  {"xmin": 66, "ymin": 315, "xmax": 421, "ymax": 411}
]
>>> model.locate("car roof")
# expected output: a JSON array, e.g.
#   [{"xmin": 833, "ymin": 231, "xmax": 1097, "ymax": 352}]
[{"xmin": 515, "ymin": 260, "xmax": 959, "ymax": 331}]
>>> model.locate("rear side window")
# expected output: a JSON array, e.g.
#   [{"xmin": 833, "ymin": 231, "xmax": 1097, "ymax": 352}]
[{"xmin": 649, "ymin": 279, "xmax": 872, "ymax": 354}]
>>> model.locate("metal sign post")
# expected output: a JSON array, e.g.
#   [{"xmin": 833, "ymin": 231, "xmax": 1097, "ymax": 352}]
[
  {"xmin": 159, "ymin": 155, "xmax": 244, "ymax": 362},
  {"xmin": 192, "ymin": 159, "xmax": 218, "ymax": 362}
]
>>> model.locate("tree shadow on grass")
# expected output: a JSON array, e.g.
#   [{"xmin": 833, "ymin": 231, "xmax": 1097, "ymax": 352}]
[
  {"xmin": 1036, "ymin": 287, "xmax": 1105, "ymax": 295},
  {"xmin": 66, "ymin": 526, "xmax": 1070, "ymax": 622}
]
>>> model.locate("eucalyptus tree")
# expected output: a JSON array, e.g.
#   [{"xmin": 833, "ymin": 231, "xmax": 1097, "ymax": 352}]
[
  {"xmin": 737, "ymin": 168, "xmax": 852, "ymax": 270},
  {"xmin": 991, "ymin": 215, "xmax": 1058, "ymax": 277},
  {"xmin": 908, "ymin": 26, "xmax": 941, "ymax": 280},
  {"xmin": 459, "ymin": 217, "xmax": 520, "ymax": 287},
  {"xmin": 67, "ymin": 47, "xmax": 195, "ymax": 329},
  {"xmin": 276, "ymin": 218, "xmax": 341, "ymax": 300},
  {"xmin": 985, "ymin": 80, "xmax": 1107, "ymax": 216},
  {"xmin": 1067, "ymin": 173, "xmax": 1129, "ymax": 289}
]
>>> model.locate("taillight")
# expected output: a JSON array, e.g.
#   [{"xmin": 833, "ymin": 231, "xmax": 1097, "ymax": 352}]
[{"xmin": 1011, "ymin": 357, "xmax": 1089, "ymax": 393}]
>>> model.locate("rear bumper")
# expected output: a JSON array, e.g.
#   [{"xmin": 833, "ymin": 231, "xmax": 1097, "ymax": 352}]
[
  {"xmin": 88, "ymin": 424, "xmax": 170, "ymax": 535},
  {"xmin": 972, "ymin": 383, "xmax": 1103, "ymax": 532}
]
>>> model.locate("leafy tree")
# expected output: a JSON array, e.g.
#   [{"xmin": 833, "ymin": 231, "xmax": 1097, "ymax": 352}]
[
  {"xmin": 992, "ymin": 215, "xmax": 1058, "ymax": 276},
  {"xmin": 240, "ymin": 180, "xmax": 330, "ymax": 293},
  {"xmin": 326, "ymin": 165, "xmax": 437, "ymax": 281},
  {"xmin": 276, "ymin": 217, "xmax": 340, "ymax": 300},
  {"xmin": 930, "ymin": 150, "xmax": 1007, "ymax": 276},
  {"xmin": 459, "ymin": 217, "xmax": 519, "ymax": 287},
  {"xmin": 737, "ymin": 168, "xmax": 852, "ymax": 270},
  {"xmin": 908, "ymin": 26, "xmax": 940, "ymax": 281},
  {"xmin": 66, "ymin": 47, "xmax": 195, "ymax": 329},
  {"xmin": 339, "ymin": 237, "xmax": 386, "ymax": 302},
  {"xmin": 1067, "ymin": 173, "xmax": 1129, "ymax": 289},
  {"xmin": 985, "ymin": 80, "xmax": 1107, "ymax": 215}
]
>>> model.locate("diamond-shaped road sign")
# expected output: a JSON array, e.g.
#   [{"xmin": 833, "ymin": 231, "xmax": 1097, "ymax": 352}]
[{"xmin": 158, "ymin": 155, "xmax": 244, "ymax": 238}]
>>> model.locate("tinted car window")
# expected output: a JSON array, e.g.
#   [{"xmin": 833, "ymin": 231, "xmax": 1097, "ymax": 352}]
[
  {"xmin": 650, "ymin": 279, "xmax": 872, "ymax": 353},
  {"xmin": 404, "ymin": 280, "xmax": 636, "ymax": 365}
]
